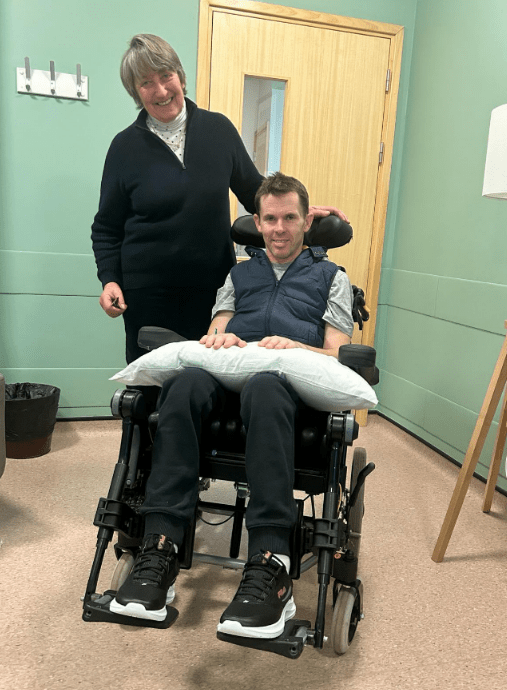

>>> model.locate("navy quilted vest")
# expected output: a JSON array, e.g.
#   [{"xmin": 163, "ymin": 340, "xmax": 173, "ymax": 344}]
[{"xmin": 225, "ymin": 246, "xmax": 340, "ymax": 347}]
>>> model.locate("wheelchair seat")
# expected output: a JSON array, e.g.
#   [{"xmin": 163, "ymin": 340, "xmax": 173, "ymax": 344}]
[{"xmin": 82, "ymin": 213, "xmax": 377, "ymax": 659}]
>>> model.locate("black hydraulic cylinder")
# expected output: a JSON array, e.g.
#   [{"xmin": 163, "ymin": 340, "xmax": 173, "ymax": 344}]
[{"xmin": 83, "ymin": 417, "xmax": 134, "ymax": 604}]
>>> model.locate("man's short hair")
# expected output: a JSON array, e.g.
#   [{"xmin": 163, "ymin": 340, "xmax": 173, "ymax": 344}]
[
  {"xmin": 120, "ymin": 34, "xmax": 187, "ymax": 108},
  {"xmin": 255, "ymin": 172, "xmax": 310, "ymax": 216}
]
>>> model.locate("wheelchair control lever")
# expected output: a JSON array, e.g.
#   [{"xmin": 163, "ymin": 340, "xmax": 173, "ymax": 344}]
[{"xmin": 349, "ymin": 462, "xmax": 375, "ymax": 510}]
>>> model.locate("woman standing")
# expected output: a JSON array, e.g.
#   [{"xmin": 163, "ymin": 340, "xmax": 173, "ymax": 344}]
[{"xmin": 92, "ymin": 34, "xmax": 263, "ymax": 362}]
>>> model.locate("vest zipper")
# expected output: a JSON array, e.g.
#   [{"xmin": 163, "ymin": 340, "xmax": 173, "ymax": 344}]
[{"xmin": 263, "ymin": 252, "xmax": 306, "ymax": 336}]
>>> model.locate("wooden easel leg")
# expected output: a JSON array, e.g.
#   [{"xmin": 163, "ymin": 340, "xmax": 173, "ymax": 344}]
[
  {"xmin": 432, "ymin": 332, "xmax": 507, "ymax": 563},
  {"xmin": 482, "ymin": 386, "xmax": 507, "ymax": 513}
]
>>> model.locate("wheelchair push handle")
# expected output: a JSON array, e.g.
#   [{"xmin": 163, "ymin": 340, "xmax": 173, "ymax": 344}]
[{"xmin": 351, "ymin": 287, "xmax": 369, "ymax": 330}]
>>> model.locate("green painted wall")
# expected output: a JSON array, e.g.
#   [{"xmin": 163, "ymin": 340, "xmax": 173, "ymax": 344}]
[
  {"xmin": 0, "ymin": 0, "xmax": 200, "ymax": 416},
  {"xmin": 375, "ymin": 0, "xmax": 507, "ymax": 490},
  {"xmin": 3, "ymin": 0, "xmax": 504, "ymax": 490},
  {"xmin": 0, "ymin": 0, "xmax": 416, "ymax": 418}
]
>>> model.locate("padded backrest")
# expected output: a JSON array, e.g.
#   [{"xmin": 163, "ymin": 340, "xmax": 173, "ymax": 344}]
[{"xmin": 231, "ymin": 214, "xmax": 353, "ymax": 249}]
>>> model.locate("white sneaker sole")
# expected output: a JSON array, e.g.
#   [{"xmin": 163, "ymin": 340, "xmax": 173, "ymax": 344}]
[
  {"xmin": 109, "ymin": 585, "xmax": 176, "ymax": 622},
  {"xmin": 217, "ymin": 597, "xmax": 296, "ymax": 639}
]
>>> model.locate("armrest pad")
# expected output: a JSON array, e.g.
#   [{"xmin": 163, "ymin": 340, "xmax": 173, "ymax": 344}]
[
  {"xmin": 137, "ymin": 327, "xmax": 188, "ymax": 351},
  {"xmin": 338, "ymin": 345, "xmax": 379, "ymax": 386}
]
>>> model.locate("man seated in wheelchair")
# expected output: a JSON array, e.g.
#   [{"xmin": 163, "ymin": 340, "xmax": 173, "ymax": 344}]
[{"xmin": 110, "ymin": 171, "xmax": 354, "ymax": 639}]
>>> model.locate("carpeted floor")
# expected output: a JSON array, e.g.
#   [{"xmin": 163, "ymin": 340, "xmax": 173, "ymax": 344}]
[{"xmin": 0, "ymin": 414, "xmax": 506, "ymax": 690}]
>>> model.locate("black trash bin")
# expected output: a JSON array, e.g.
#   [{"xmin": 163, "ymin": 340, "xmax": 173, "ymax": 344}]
[{"xmin": 5, "ymin": 383, "xmax": 61, "ymax": 459}]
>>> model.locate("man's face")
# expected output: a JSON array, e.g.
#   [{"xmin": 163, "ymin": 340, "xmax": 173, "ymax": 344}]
[{"xmin": 254, "ymin": 192, "xmax": 313, "ymax": 264}]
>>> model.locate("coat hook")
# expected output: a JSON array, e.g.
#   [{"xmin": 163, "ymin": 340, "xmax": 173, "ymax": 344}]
[
  {"xmin": 76, "ymin": 63, "xmax": 82, "ymax": 97},
  {"xmin": 17, "ymin": 59, "xmax": 88, "ymax": 100},
  {"xmin": 49, "ymin": 60, "xmax": 56, "ymax": 94},
  {"xmin": 24, "ymin": 57, "xmax": 31, "ymax": 91}
]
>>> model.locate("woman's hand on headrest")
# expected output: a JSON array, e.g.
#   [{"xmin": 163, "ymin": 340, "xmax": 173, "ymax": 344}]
[{"xmin": 309, "ymin": 205, "xmax": 349, "ymax": 223}]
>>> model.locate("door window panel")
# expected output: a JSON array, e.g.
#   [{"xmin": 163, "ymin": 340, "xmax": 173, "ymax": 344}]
[{"xmin": 236, "ymin": 77, "xmax": 286, "ymax": 255}]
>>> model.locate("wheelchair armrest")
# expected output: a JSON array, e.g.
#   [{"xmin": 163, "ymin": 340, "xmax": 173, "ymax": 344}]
[
  {"xmin": 137, "ymin": 327, "xmax": 188, "ymax": 351},
  {"xmin": 338, "ymin": 344, "xmax": 379, "ymax": 386}
]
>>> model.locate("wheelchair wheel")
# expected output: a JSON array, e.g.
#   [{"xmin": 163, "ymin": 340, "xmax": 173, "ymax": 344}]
[
  {"xmin": 110, "ymin": 551, "xmax": 135, "ymax": 592},
  {"xmin": 331, "ymin": 585, "xmax": 361, "ymax": 655},
  {"xmin": 348, "ymin": 447, "xmax": 367, "ymax": 557}
]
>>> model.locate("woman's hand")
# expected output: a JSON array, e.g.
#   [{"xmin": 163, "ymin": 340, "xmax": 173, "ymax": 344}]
[
  {"xmin": 99, "ymin": 282, "xmax": 127, "ymax": 318},
  {"xmin": 309, "ymin": 205, "xmax": 350, "ymax": 223}
]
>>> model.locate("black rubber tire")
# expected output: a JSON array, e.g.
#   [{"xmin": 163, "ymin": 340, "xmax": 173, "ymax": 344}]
[
  {"xmin": 331, "ymin": 586, "xmax": 361, "ymax": 655},
  {"xmin": 348, "ymin": 447, "xmax": 367, "ymax": 557},
  {"xmin": 110, "ymin": 551, "xmax": 135, "ymax": 592}
]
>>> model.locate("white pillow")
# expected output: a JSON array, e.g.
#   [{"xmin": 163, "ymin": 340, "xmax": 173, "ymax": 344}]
[{"xmin": 110, "ymin": 341, "xmax": 377, "ymax": 412}]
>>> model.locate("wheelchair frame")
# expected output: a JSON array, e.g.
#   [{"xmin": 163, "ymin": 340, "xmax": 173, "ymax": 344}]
[
  {"xmin": 82, "ymin": 374, "xmax": 375, "ymax": 659},
  {"xmin": 83, "ymin": 212, "xmax": 378, "ymax": 657}
]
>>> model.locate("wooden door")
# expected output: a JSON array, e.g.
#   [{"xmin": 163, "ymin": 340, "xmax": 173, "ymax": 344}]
[{"xmin": 197, "ymin": 0, "xmax": 403, "ymax": 351}]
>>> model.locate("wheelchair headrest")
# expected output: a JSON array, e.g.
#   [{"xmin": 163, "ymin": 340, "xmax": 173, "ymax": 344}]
[{"xmin": 231, "ymin": 214, "xmax": 353, "ymax": 249}]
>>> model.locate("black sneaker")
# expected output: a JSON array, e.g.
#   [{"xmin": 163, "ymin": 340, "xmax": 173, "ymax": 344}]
[
  {"xmin": 110, "ymin": 534, "xmax": 179, "ymax": 622},
  {"xmin": 217, "ymin": 551, "xmax": 296, "ymax": 639}
]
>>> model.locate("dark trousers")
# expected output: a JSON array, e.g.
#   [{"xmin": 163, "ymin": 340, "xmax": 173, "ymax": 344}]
[
  {"xmin": 122, "ymin": 286, "xmax": 219, "ymax": 412},
  {"xmin": 140, "ymin": 368, "xmax": 301, "ymax": 557},
  {"xmin": 122, "ymin": 287, "xmax": 219, "ymax": 364}
]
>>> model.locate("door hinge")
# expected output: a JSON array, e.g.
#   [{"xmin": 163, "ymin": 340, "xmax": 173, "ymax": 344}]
[
  {"xmin": 385, "ymin": 69, "xmax": 391, "ymax": 93},
  {"xmin": 379, "ymin": 142, "xmax": 385, "ymax": 165}
]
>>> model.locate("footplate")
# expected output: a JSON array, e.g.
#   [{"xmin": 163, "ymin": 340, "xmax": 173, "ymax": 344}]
[
  {"xmin": 217, "ymin": 619, "xmax": 312, "ymax": 659},
  {"xmin": 82, "ymin": 591, "xmax": 179, "ymax": 629}
]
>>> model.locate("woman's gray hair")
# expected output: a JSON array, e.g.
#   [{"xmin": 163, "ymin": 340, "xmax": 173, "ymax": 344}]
[{"xmin": 120, "ymin": 34, "xmax": 187, "ymax": 107}]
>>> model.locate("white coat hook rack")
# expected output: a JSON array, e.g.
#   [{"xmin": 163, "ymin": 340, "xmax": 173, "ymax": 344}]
[{"xmin": 17, "ymin": 58, "xmax": 89, "ymax": 101}]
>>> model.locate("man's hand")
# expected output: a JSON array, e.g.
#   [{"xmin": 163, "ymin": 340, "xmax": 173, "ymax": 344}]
[
  {"xmin": 258, "ymin": 336, "xmax": 301, "ymax": 350},
  {"xmin": 309, "ymin": 205, "xmax": 350, "ymax": 223},
  {"xmin": 99, "ymin": 282, "xmax": 127, "ymax": 318},
  {"xmin": 259, "ymin": 324, "xmax": 350, "ymax": 357},
  {"xmin": 199, "ymin": 332, "xmax": 247, "ymax": 349}
]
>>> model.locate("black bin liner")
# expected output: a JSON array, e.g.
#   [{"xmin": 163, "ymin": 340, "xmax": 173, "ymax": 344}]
[{"xmin": 5, "ymin": 383, "xmax": 60, "ymax": 459}]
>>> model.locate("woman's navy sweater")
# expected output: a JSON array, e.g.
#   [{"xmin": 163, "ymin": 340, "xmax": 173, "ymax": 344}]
[{"xmin": 91, "ymin": 99, "xmax": 263, "ymax": 291}]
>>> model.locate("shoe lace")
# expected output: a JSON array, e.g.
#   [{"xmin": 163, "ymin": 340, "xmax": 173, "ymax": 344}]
[
  {"xmin": 234, "ymin": 555, "xmax": 281, "ymax": 602},
  {"xmin": 132, "ymin": 539, "xmax": 173, "ymax": 586},
  {"xmin": 132, "ymin": 552, "xmax": 170, "ymax": 586}
]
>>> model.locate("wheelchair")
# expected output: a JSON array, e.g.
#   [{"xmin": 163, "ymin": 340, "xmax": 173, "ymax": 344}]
[{"xmin": 82, "ymin": 214, "xmax": 378, "ymax": 660}]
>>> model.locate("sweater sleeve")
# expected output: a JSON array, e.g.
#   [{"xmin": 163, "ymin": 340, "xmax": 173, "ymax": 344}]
[
  {"xmin": 91, "ymin": 137, "xmax": 130, "ymax": 288},
  {"xmin": 226, "ymin": 119, "xmax": 264, "ymax": 215}
]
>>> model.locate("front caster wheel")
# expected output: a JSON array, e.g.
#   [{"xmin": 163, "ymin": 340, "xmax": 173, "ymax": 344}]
[{"xmin": 331, "ymin": 585, "xmax": 361, "ymax": 655}]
